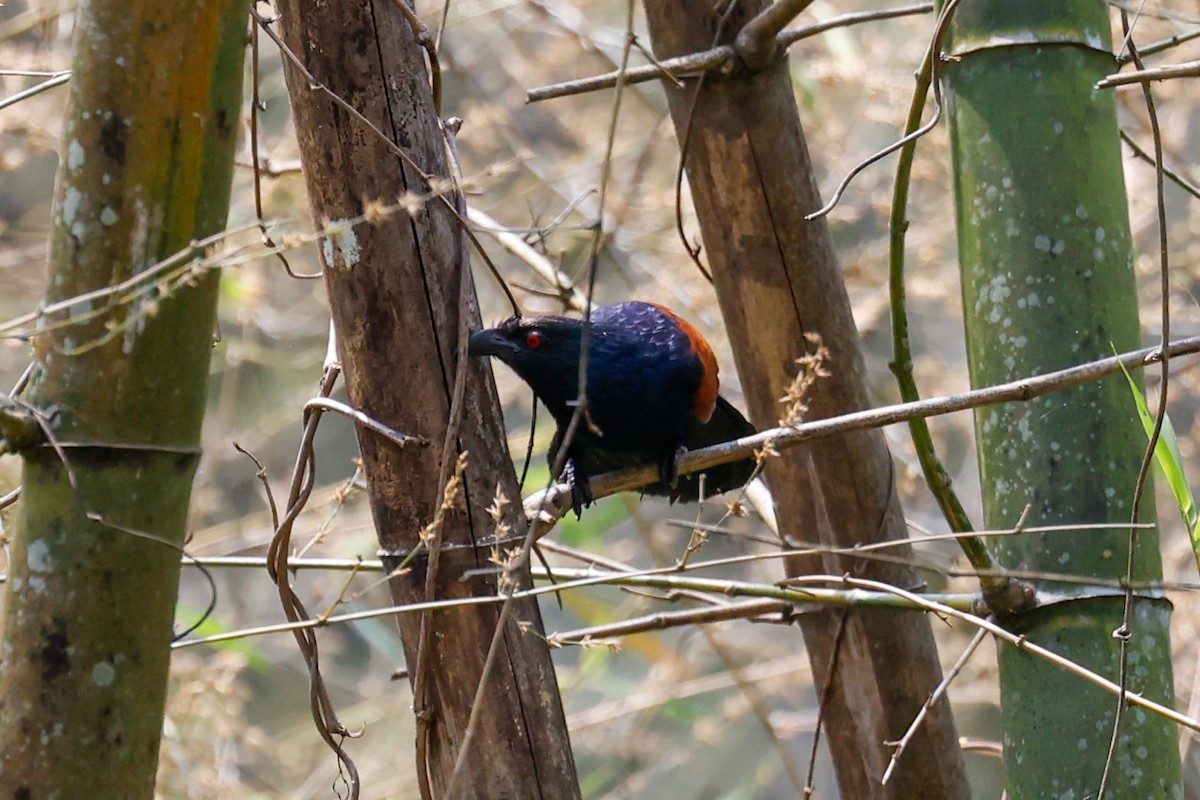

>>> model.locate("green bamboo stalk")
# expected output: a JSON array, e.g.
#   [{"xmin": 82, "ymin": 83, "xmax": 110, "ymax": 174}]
[
  {"xmin": 0, "ymin": 2, "xmax": 245, "ymax": 796},
  {"xmin": 942, "ymin": 2, "xmax": 1182, "ymax": 796}
]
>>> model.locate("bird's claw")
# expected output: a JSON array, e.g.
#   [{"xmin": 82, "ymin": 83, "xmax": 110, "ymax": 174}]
[
  {"xmin": 562, "ymin": 458, "xmax": 594, "ymax": 519},
  {"xmin": 658, "ymin": 445, "xmax": 687, "ymax": 489}
]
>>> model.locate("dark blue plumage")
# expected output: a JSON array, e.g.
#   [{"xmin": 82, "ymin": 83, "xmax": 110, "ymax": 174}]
[{"xmin": 469, "ymin": 301, "xmax": 756, "ymax": 512}]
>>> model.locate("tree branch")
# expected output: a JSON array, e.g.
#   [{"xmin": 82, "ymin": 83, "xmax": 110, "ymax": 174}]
[
  {"xmin": 524, "ymin": 335, "xmax": 1200, "ymax": 532},
  {"xmin": 526, "ymin": 4, "xmax": 933, "ymax": 103},
  {"xmin": 734, "ymin": 0, "xmax": 815, "ymax": 71},
  {"xmin": 1097, "ymin": 58, "xmax": 1200, "ymax": 89}
]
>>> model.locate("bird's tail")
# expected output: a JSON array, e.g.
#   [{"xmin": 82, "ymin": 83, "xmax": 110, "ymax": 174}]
[
  {"xmin": 666, "ymin": 395, "xmax": 758, "ymax": 503},
  {"xmin": 547, "ymin": 396, "xmax": 759, "ymax": 504}
]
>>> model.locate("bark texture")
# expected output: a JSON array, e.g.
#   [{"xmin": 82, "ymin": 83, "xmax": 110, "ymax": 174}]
[{"xmin": 275, "ymin": 2, "xmax": 579, "ymax": 797}]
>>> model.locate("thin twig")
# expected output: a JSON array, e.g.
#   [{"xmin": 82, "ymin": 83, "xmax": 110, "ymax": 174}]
[
  {"xmin": 799, "ymin": 575, "xmax": 1200, "ymax": 735},
  {"xmin": 0, "ymin": 487, "xmax": 21, "ymax": 511},
  {"xmin": 548, "ymin": 599, "xmax": 792, "ymax": 645},
  {"xmin": 170, "ymin": 520, "xmax": 1164, "ymax": 601},
  {"xmin": 263, "ymin": 362, "xmax": 362, "ymax": 798},
  {"xmin": 1120, "ymin": 129, "xmax": 1200, "ymax": 202},
  {"xmin": 237, "ymin": 155, "xmax": 303, "ymax": 176},
  {"xmin": 172, "ymin": 518, "xmax": 1158, "ymax": 575},
  {"xmin": 0, "ymin": 222, "xmax": 263, "ymax": 339},
  {"xmin": 886, "ymin": 0, "xmax": 988, "ymax": 580},
  {"xmin": 250, "ymin": 22, "xmax": 314, "ymax": 280},
  {"xmin": 1118, "ymin": 27, "xmax": 1200, "ymax": 63},
  {"xmin": 669, "ymin": 0, "xmax": 738, "ymax": 283},
  {"xmin": 882, "ymin": 626, "xmax": 987, "ymax": 785},
  {"xmin": 1098, "ymin": 16, "xmax": 1169, "ymax": 798},
  {"xmin": 0, "ymin": 69, "xmax": 66, "ymax": 77},
  {"xmin": 803, "ymin": 607, "xmax": 851, "ymax": 798},
  {"xmin": 387, "ymin": 0, "xmax": 441, "ymax": 114},
  {"xmin": 8, "ymin": 362, "xmax": 34, "ymax": 396},
  {"xmin": 165, "ymin": 557, "xmax": 1182, "ymax": 652},
  {"xmin": 1103, "ymin": 0, "xmax": 1200, "ymax": 25},
  {"xmin": 303, "ymin": 397, "xmax": 429, "ymax": 449},
  {"xmin": 525, "ymin": 4, "xmax": 933, "ymax": 103},
  {"xmin": 0, "ymin": 71, "xmax": 70, "ymax": 112},
  {"xmin": 1112, "ymin": 0, "xmax": 1148, "ymax": 61},
  {"xmin": 1097, "ymin": 58, "xmax": 1200, "ymax": 88},
  {"xmin": 806, "ymin": 0, "xmax": 961, "ymax": 221},
  {"xmin": 411, "ymin": 455, "xmax": 468, "ymax": 800},
  {"xmin": 960, "ymin": 738, "xmax": 1003, "ymax": 757},
  {"xmin": 639, "ymin": 508, "xmax": 811, "ymax": 793},
  {"xmin": 167, "ymin": 565, "xmax": 1200, "ymax": 734},
  {"xmin": 466, "ymin": 206, "xmax": 588, "ymax": 312}
]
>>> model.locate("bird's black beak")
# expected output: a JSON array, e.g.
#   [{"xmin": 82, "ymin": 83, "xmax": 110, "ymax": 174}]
[{"xmin": 468, "ymin": 328, "xmax": 520, "ymax": 358}]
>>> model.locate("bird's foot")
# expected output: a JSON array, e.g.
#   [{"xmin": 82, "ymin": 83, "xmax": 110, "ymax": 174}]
[
  {"xmin": 657, "ymin": 445, "xmax": 688, "ymax": 489},
  {"xmin": 561, "ymin": 458, "xmax": 594, "ymax": 519}
]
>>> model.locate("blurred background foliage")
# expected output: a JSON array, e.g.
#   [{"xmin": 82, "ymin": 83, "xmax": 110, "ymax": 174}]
[{"xmin": 2, "ymin": 1, "xmax": 1200, "ymax": 797}]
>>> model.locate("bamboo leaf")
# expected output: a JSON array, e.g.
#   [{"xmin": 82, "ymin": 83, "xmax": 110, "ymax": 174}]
[{"xmin": 1116, "ymin": 357, "xmax": 1200, "ymax": 566}]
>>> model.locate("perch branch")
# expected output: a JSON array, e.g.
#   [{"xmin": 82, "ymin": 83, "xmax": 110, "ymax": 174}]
[{"xmin": 523, "ymin": 335, "xmax": 1200, "ymax": 533}]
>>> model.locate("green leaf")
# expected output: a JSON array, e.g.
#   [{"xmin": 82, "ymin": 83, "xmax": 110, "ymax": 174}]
[{"xmin": 1117, "ymin": 358, "xmax": 1200, "ymax": 569}]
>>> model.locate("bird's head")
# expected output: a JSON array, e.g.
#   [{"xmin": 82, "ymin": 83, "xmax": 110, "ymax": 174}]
[{"xmin": 468, "ymin": 314, "xmax": 584, "ymax": 414}]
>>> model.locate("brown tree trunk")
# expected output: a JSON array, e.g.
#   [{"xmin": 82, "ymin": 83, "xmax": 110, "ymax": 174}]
[
  {"xmin": 641, "ymin": 2, "xmax": 971, "ymax": 797},
  {"xmin": 274, "ymin": 2, "xmax": 579, "ymax": 797}
]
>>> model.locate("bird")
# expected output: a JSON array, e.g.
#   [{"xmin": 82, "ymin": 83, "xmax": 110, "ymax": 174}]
[{"xmin": 468, "ymin": 300, "xmax": 757, "ymax": 515}]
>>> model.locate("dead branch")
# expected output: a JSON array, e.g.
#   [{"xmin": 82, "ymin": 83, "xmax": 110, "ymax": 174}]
[{"xmin": 1098, "ymin": 58, "xmax": 1200, "ymax": 88}]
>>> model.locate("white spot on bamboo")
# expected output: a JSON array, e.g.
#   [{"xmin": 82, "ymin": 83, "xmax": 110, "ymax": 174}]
[
  {"xmin": 67, "ymin": 140, "xmax": 85, "ymax": 170},
  {"xmin": 92, "ymin": 661, "xmax": 116, "ymax": 687},
  {"xmin": 27, "ymin": 539, "xmax": 53, "ymax": 572}
]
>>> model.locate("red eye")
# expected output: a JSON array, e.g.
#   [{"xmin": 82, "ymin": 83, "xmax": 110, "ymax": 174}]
[{"xmin": 525, "ymin": 331, "xmax": 543, "ymax": 349}]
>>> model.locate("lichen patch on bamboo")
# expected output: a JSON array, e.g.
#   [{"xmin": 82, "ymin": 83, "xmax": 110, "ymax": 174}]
[
  {"xmin": 321, "ymin": 222, "xmax": 361, "ymax": 270},
  {"xmin": 91, "ymin": 661, "xmax": 116, "ymax": 687}
]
